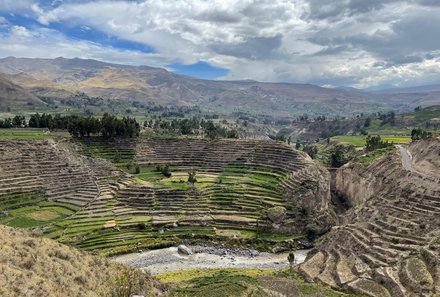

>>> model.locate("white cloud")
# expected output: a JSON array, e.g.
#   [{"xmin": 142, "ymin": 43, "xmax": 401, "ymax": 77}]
[
  {"xmin": 0, "ymin": 25, "xmax": 171, "ymax": 67},
  {"xmin": 1, "ymin": 0, "xmax": 440, "ymax": 88}
]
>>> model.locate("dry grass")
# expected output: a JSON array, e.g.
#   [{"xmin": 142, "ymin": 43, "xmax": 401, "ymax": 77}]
[
  {"xmin": 26, "ymin": 210, "xmax": 60, "ymax": 221},
  {"xmin": 0, "ymin": 225, "xmax": 168, "ymax": 297}
]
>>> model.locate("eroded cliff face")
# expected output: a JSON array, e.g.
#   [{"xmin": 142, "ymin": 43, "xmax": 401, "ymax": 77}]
[
  {"xmin": 299, "ymin": 139, "xmax": 440, "ymax": 297},
  {"xmin": 282, "ymin": 155, "xmax": 332, "ymax": 215},
  {"xmin": 333, "ymin": 166, "xmax": 377, "ymax": 209},
  {"xmin": 410, "ymin": 139, "xmax": 440, "ymax": 178}
]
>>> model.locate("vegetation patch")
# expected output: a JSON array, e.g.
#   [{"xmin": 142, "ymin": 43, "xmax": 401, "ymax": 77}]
[
  {"xmin": 353, "ymin": 146, "xmax": 395, "ymax": 168},
  {"xmin": 0, "ymin": 128, "xmax": 51, "ymax": 139},
  {"xmin": 26, "ymin": 209, "xmax": 61, "ymax": 221},
  {"xmin": 159, "ymin": 268, "xmax": 363, "ymax": 296}
]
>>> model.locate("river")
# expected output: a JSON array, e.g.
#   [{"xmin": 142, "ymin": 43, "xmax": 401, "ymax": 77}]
[{"xmin": 113, "ymin": 245, "xmax": 311, "ymax": 275}]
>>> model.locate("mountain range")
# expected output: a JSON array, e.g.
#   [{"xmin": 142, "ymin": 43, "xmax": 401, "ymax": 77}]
[{"xmin": 0, "ymin": 56, "xmax": 438, "ymax": 116}]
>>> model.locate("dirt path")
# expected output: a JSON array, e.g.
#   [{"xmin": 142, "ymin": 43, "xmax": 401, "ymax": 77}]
[
  {"xmin": 112, "ymin": 245, "xmax": 311, "ymax": 275},
  {"xmin": 397, "ymin": 145, "xmax": 413, "ymax": 171}
]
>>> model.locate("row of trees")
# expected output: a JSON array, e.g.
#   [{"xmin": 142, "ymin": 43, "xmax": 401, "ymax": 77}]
[
  {"xmin": 27, "ymin": 113, "xmax": 140, "ymax": 138},
  {"xmin": 411, "ymin": 128, "xmax": 432, "ymax": 142},
  {"xmin": 144, "ymin": 117, "xmax": 239, "ymax": 139},
  {"xmin": 0, "ymin": 115, "xmax": 26, "ymax": 128}
]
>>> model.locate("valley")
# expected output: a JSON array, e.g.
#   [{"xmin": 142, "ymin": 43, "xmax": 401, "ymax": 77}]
[
  {"xmin": 0, "ymin": 122, "xmax": 438, "ymax": 296},
  {"xmin": 0, "ymin": 57, "xmax": 439, "ymax": 297},
  {"xmin": 1, "ymin": 0, "xmax": 440, "ymax": 295}
]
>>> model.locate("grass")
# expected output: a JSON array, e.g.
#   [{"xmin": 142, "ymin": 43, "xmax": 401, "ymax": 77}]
[
  {"xmin": 332, "ymin": 135, "xmax": 411, "ymax": 147},
  {"xmin": 353, "ymin": 146, "xmax": 395, "ymax": 168},
  {"xmin": 0, "ymin": 192, "xmax": 75, "ymax": 228},
  {"xmin": 26, "ymin": 209, "xmax": 61, "ymax": 221},
  {"xmin": 381, "ymin": 136, "xmax": 411, "ymax": 143},
  {"xmin": 159, "ymin": 268, "xmax": 364, "ymax": 297},
  {"xmin": 0, "ymin": 128, "xmax": 50, "ymax": 139}
]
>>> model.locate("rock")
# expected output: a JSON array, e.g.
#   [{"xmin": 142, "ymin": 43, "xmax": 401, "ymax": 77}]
[
  {"xmin": 178, "ymin": 245, "xmax": 192, "ymax": 255},
  {"xmin": 272, "ymin": 246, "xmax": 288, "ymax": 253}
]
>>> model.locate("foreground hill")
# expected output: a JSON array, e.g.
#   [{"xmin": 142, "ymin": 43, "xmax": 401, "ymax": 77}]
[
  {"xmin": 299, "ymin": 138, "xmax": 440, "ymax": 297},
  {"xmin": 0, "ymin": 56, "xmax": 411, "ymax": 116},
  {"xmin": 0, "ymin": 74, "xmax": 46, "ymax": 108},
  {"xmin": 0, "ymin": 225, "xmax": 166, "ymax": 297}
]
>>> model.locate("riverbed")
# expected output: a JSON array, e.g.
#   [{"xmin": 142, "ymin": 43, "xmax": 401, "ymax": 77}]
[{"xmin": 113, "ymin": 245, "xmax": 311, "ymax": 275}]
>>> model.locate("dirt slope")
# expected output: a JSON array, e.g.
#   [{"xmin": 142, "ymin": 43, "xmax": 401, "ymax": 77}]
[
  {"xmin": 0, "ymin": 225, "xmax": 167, "ymax": 297},
  {"xmin": 0, "ymin": 74, "xmax": 46, "ymax": 108}
]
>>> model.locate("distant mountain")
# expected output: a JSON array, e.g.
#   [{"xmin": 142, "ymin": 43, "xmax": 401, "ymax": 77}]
[
  {"xmin": 0, "ymin": 73, "xmax": 46, "ymax": 108},
  {"xmin": 373, "ymin": 84, "xmax": 440, "ymax": 109},
  {"xmin": 0, "ymin": 56, "xmax": 436, "ymax": 115},
  {"xmin": 374, "ymin": 84, "xmax": 440, "ymax": 94}
]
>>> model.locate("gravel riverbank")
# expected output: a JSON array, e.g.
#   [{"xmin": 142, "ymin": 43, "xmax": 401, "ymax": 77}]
[{"xmin": 113, "ymin": 245, "xmax": 311, "ymax": 275}]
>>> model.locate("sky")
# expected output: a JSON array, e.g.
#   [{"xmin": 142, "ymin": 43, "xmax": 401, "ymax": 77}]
[{"xmin": 0, "ymin": 0, "xmax": 440, "ymax": 89}]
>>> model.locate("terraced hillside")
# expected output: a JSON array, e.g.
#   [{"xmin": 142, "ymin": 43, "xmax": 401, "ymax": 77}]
[
  {"xmin": 299, "ymin": 139, "xmax": 440, "ymax": 297},
  {"xmin": 0, "ymin": 137, "xmax": 332, "ymax": 255}
]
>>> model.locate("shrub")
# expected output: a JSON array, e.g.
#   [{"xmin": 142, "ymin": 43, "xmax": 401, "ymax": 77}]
[
  {"xmin": 303, "ymin": 145, "xmax": 318, "ymax": 159},
  {"xmin": 110, "ymin": 267, "xmax": 147, "ymax": 297},
  {"xmin": 188, "ymin": 171, "xmax": 197, "ymax": 185},
  {"xmin": 305, "ymin": 223, "xmax": 320, "ymax": 241},
  {"xmin": 267, "ymin": 206, "xmax": 287, "ymax": 224}
]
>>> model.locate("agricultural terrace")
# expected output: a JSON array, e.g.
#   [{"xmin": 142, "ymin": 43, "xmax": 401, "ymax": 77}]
[{"xmin": 0, "ymin": 136, "xmax": 331, "ymax": 255}]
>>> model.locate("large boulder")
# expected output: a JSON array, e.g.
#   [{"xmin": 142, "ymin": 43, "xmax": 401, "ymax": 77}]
[
  {"xmin": 267, "ymin": 206, "xmax": 287, "ymax": 224},
  {"xmin": 177, "ymin": 244, "xmax": 192, "ymax": 255}
]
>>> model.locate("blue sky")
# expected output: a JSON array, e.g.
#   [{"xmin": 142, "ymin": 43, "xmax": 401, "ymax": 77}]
[
  {"xmin": 0, "ymin": 8, "xmax": 229, "ymax": 79},
  {"xmin": 0, "ymin": 0, "xmax": 439, "ymax": 88}
]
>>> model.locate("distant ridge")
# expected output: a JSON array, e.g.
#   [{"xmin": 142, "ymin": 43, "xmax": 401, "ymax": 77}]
[{"xmin": 0, "ymin": 56, "xmax": 437, "ymax": 114}]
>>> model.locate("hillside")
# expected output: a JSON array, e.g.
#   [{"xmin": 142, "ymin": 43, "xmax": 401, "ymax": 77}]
[
  {"xmin": 0, "ymin": 225, "xmax": 167, "ymax": 297},
  {"xmin": 0, "ymin": 56, "xmax": 415, "ymax": 116},
  {"xmin": 0, "ymin": 74, "xmax": 46, "ymax": 108},
  {"xmin": 299, "ymin": 138, "xmax": 440, "ymax": 296},
  {"xmin": 0, "ymin": 136, "xmax": 333, "ymax": 255}
]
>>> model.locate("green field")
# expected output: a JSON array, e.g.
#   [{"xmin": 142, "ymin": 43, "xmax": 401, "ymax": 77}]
[
  {"xmin": 331, "ymin": 135, "xmax": 411, "ymax": 147},
  {"xmin": 0, "ymin": 129, "xmax": 49, "ymax": 139},
  {"xmin": 159, "ymin": 268, "xmax": 363, "ymax": 297},
  {"xmin": 0, "ymin": 192, "xmax": 78, "ymax": 228}
]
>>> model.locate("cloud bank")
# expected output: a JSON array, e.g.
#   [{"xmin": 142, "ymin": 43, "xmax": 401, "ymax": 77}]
[{"xmin": 0, "ymin": 0, "xmax": 439, "ymax": 88}]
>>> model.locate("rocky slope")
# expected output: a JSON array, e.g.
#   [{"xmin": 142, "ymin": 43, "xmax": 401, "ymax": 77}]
[
  {"xmin": 0, "ymin": 225, "xmax": 167, "ymax": 297},
  {"xmin": 299, "ymin": 139, "xmax": 440, "ymax": 296}
]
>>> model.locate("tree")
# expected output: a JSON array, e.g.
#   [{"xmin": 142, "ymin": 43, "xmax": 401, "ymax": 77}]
[
  {"xmin": 411, "ymin": 128, "xmax": 432, "ymax": 142},
  {"xmin": 188, "ymin": 171, "xmax": 197, "ymax": 185},
  {"xmin": 12, "ymin": 115, "xmax": 25, "ymax": 127},
  {"xmin": 363, "ymin": 117, "xmax": 371, "ymax": 128},
  {"xmin": 365, "ymin": 135, "xmax": 391, "ymax": 151},
  {"xmin": 288, "ymin": 252, "xmax": 296, "ymax": 272},
  {"xmin": 303, "ymin": 145, "xmax": 318, "ymax": 159},
  {"xmin": 330, "ymin": 145, "xmax": 348, "ymax": 168},
  {"xmin": 156, "ymin": 164, "xmax": 171, "ymax": 177}
]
